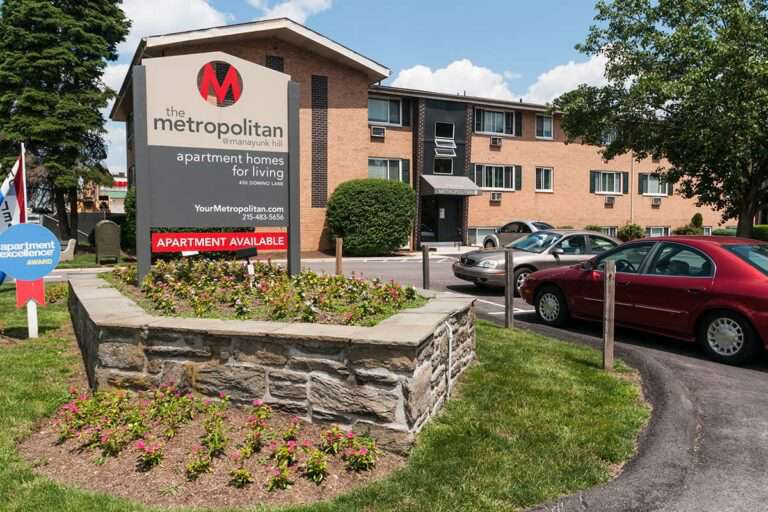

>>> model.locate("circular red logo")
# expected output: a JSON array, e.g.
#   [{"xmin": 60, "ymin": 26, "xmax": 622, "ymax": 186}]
[{"xmin": 197, "ymin": 61, "xmax": 243, "ymax": 107}]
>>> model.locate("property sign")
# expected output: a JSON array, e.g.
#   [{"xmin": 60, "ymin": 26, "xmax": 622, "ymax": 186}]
[
  {"xmin": 151, "ymin": 232, "xmax": 287, "ymax": 253},
  {"xmin": 0, "ymin": 223, "xmax": 60, "ymax": 281},
  {"xmin": 132, "ymin": 51, "xmax": 300, "ymax": 280}
]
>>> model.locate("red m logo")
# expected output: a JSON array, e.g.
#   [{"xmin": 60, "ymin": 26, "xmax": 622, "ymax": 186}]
[{"xmin": 197, "ymin": 61, "xmax": 243, "ymax": 107}]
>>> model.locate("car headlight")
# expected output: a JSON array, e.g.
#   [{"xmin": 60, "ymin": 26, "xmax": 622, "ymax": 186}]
[{"xmin": 477, "ymin": 259, "xmax": 498, "ymax": 269}]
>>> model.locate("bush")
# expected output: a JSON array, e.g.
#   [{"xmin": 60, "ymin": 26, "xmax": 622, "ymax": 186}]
[
  {"xmin": 691, "ymin": 213, "xmax": 703, "ymax": 229},
  {"xmin": 122, "ymin": 187, "xmax": 136, "ymax": 253},
  {"xmin": 672, "ymin": 225, "xmax": 702, "ymax": 235},
  {"xmin": 584, "ymin": 225, "xmax": 603, "ymax": 232},
  {"xmin": 617, "ymin": 223, "xmax": 644, "ymax": 242},
  {"xmin": 326, "ymin": 179, "xmax": 416, "ymax": 256},
  {"xmin": 712, "ymin": 228, "xmax": 737, "ymax": 236},
  {"xmin": 752, "ymin": 225, "xmax": 768, "ymax": 241}
]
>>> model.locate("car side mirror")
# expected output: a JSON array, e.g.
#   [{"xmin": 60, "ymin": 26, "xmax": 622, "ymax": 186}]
[
  {"xmin": 581, "ymin": 260, "xmax": 594, "ymax": 271},
  {"xmin": 551, "ymin": 247, "xmax": 564, "ymax": 256}
]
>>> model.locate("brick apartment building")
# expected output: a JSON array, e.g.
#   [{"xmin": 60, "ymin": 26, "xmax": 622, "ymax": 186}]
[{"xmin": 111, "ymin": 18, "xmax": 723, "ymax": 251}]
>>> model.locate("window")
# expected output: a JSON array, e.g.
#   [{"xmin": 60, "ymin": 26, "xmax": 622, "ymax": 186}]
[
  {"xmin": 368, "ymin": 97, "xmax": 401, "ymax": 125},
  {"xmin": 533, "ymin": 222, "xmax": 555, "ymax": 230},
  {"xmin": 703, "ymin": 226, "xmax": 712, "ymax": 236},
  {"xmin": 475, "ymin": 108, "xmax": 515, "ymax": 135},
  {"xmin": 589, "ymin": 235, "xmax": 618, "ymax": 254},
  {"xmin": 554, "ymin": 235, "xmax": 588, "ymax": 255},
  {"xmin": 536, "ymin": 115, "xmax": 553, "ymax": 139},
  {"xmin": 598, "ymin": 172, "xmax": 621, "ymax": 194},
  {"xmin": 509, "ymin": 231, "xmax": 562, "ymax": 253},
  {"xmin": 435, "ymin": 122, "xmax": 454, "ymax": 139},
  {"xmin": 601, "ymin": 226, "xmax": 618, "ymax": 237},
  {"xmin": 368, "ymin": 158, "xmax": 408, "ymax": 183},
  {"xmin": 434, "ymin": 158, "xmax": 453, "ymax": 175},
  {"xmin": 648, "ymin": 243, "xmax": 714, "ymax": 277},
  {"xmin": 639, "ymin": 174, "xmax": 671, "ymax": 196},
  {"xmin": 646, "ymin": 226, "xmax": 670, "ymax": 237},
  {"xmin": 536, "ymin": 167, "xmax": 553, "ymax": 192},
  {"xmin": 474, "ymin": 164, "xmax": 516, "ymax": 190},
  {"xmin": 596, "ymin": 242, "xmax": 655, "ymax": 274},
  {"xmin": 500, "ymin": 222, "xmax": 530, "ymax": 234},
  {"xmin": 726, "ymin": 244, "xmax": 768, "ymax": 276}
]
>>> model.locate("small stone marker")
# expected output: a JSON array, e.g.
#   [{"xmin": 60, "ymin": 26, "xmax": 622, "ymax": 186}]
[{"xmin": 94, "ymin": 220, "xmax": 121, "ymax": 264}]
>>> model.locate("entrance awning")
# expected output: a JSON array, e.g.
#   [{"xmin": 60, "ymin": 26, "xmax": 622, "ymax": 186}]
[{"xmin": 420, "ymin": 175, "xmax": 481, "ymax": 196}]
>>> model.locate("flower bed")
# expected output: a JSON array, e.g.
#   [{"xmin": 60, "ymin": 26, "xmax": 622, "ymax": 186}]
[
  {"xmin": 109, "ymin": 259, "xmax": 424, "ymax": 326},
  {"xmin": 21, "ymin": 384, "xmax": 402, "ymax": 508}
]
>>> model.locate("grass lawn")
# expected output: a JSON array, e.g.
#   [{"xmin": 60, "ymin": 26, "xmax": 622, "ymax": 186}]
[
  {"xmin": 0, "ymin": 284, "xmax": 649, "ymax": 512},
  {"xmin": 56, "ymin": 252, "xmax": 126, "ymax": 269}
]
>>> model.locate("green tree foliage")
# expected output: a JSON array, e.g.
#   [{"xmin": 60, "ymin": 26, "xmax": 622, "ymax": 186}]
[
  {"xmin": 122, "ymin": 186, "xmax": 136, "ymax": 252},
  {"xmin": 0, "ymin": 0, "xmax": 130, "ymax": 238},
  {"xmin": 553, "ymin": 0, "xmax": 768, "ymax": 238},
  {"xmin": 326, "ymin": 179, "xmax": 416, "ymax": 256},
  {"xmin": 617, "ymin": 223, "xmax": 644, "ymax": 242}
]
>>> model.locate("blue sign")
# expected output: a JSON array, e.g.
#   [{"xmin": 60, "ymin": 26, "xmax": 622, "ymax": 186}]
[{"xmin": 0, "ymin": 224, "xmax": 60, "ymax": 280}]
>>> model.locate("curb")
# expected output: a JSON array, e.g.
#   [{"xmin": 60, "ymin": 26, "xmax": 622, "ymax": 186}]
[{"xmin": 520, "ymin": 322, "xmax": 699, "ymax": 512}]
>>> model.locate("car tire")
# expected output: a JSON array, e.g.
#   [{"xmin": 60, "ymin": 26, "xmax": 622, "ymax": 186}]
[
  {"xmin": 513, "ymin": 267, "xmax": 533, "ymax": 297},
  {"xmin": 698, "ymin": 311, "xmax": 762, "ymax": 365},
  {"xmin": 534, "ymin": 285, "xmax": 569, "ymax": 327},
  {"xmin": 484, "ymin": 240, "xmax": 496, "ymax": 249}
]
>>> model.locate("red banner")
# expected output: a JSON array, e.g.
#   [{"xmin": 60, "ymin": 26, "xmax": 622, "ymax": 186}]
[
  {"xmin": 16, "ymin": 279, "xmax": 45, "ymax": 308},
  {"xmin": 151, "ymin": 232, "xmax": 287, "ymax": 253}
]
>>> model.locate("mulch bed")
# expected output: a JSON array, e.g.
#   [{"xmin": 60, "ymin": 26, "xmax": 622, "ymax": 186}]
[{"xmin": 19, "ymin": 407, "xmax": 405, "ymax": 509}]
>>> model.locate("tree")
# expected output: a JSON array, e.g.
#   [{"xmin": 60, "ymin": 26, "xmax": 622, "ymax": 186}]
[
  {"xmin": 0, "ymin": 0, "xmax": 130, "ymax": 239},
  {"xmin": 553, "ymin": 0, "xmax": 768, "ymax": 238}
]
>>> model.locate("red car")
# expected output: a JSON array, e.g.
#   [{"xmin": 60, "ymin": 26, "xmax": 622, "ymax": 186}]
[{"xmin": 520, "ymin": 236, "xmax": 768, "ymax": 365}]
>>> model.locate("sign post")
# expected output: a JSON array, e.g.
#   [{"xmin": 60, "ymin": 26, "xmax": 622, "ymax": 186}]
[
  {"xmin": 0, "ymin": 224, "xmax": 61, "ymax": 338},
  {"xmin": 603, "ymin": 260, "xmax": 616, "ymax": 370},
  {"xmin": 505, "ymin": 249, "xmax": 514, "ymax": 329},
  {"xmin": 132, "ymin": 52, "xmax": 300, "ymax": 282}
]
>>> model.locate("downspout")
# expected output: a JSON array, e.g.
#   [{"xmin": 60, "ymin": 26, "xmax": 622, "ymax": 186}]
[
  {"xmin": 444, "ymin": 321, "xmax": 454, "ymax": 398},
  {"xmin": 630, "ymin": 155, "xmax": 636, "ymax": 224}
]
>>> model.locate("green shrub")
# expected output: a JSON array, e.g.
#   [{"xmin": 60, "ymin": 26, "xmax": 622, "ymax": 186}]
[
  {"xmin": 752, "ymin": 225, "xmax": 768, "ymax": 241},
  {"xmin": 326, "ymin": 179, "xmax": 416, "ymax": 256},
  {"xmin": 617, "ymin": 223, "xmax": 644, "ymax": 242},
  {"xmin": 121, "ymin": 187, "xmax": 136, "ymax": 253},
  {"xmin": 691, "ymin": 213, "xmax": 703, "ymax": 229},
  {"xmin": 712, "ymin": 228, "xmax": 737, "ymax": 236},
  {"xmin": 672, "ymin": 225, "xmax": 703, "ymax": 235},
  {"xmin": 584, "ymin": 225, "xmax": 603, "ymax": 232},
  {"xmin": 557, "ymin": 225, "xmax": 574, "ymax": 229}
]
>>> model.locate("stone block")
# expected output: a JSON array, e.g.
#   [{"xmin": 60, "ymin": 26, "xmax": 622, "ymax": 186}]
[
  {"xmin": 193, "ymin": 364, "xmax": 266, "ymax": 401},
  {"xmin": 352, "ymin": 368, "xmax": 401, "ymax": 386},
  {"xmin": 404, "ymin": 363, "xmax": 432, "ymax": 426},
  {"xmin": 269, "ymin": 369, "xmax": 308, "ymax": 400},
  {"xmin": 97, "ymin": 342, "xmax": 145, "ymax": 371},
  {"xmin": 352, "ymin": 421, "xmax": 414, "ymax": 455},
  {"xmin": 95, "ymin": 368, "xmax": 153, "ymax": 390},
  {"xmin": 288, "ymin": 356, "xmax": 350, "ymax": 377},
  {"xmin": 309, "ymin": 374, "xmax": 399, "ymax": 423},
  {"xmin": 347, "ymin": 345, "xmax": 417, "ymax": 372},
  {"xmin": 234, "ymin": 336, "xmax": 289, "ymax": 367},
  {"xmin": 144, "ymin": 328, "xmax": 212, "ymax": 359}
]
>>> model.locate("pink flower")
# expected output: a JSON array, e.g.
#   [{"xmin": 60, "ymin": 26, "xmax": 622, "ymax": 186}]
[
  {"xmin": 291, "ymin": 416, "xmax": 300, "ymax": 423},
  {"xmin": 301, "ymin": 439, "xmax": 313, "ymax": 448},
  {"xmin": 135, "ymin": 440, "xmax": 146, "ymax": 451},
  {"xmin": 252, "ymin": 399, "xmax": 263, "ymax": 407},
  {"xmin": 359, "ymin": 447, "xmax": 368, "ymax": 455},
  {"xmin": 346, "ymin": 431, "xmax": 356, "ymax": 440}
]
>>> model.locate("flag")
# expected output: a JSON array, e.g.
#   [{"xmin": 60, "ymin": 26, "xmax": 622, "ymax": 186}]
[{"xmin": 0, "ymin": 145, "xmax": 27, "ymax": 285}]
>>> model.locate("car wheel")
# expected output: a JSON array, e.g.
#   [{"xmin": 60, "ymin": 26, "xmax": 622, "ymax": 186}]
[
  {"xmin": 534, "ymin": 286, "xmax": 569, "ymax": 327},
  {"xmin": 698, "ymin": 311, "xmax": 761, "ymax": 365},
  {"xmin": 513, "ymin": 267, "xmax": 533, "ymax": 297},
  {"xmin": 484, "ymin": 240, "xmax": 496, "ymax": 249}
]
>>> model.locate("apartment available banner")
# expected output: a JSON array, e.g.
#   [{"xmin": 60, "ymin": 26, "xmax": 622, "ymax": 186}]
[
  {"xmin": 142, "ymin": 51, "xmax": 290, "ymax": 228},
  {"xmin": 151, "ymin": 232, "xmax": 287, "ymax": 253}
]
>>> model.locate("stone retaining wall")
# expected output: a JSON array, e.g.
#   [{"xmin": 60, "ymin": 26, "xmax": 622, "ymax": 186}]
[{"xmin": 69, "ymin": 276, "xmax": 475, "ymax": 452}]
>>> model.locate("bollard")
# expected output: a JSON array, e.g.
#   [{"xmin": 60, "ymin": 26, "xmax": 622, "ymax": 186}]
[
  {"xmin": 505, "ymin": 248, "xmax": 514, "ymax": 328},
  {"xmin": 603, "ymin": 260, "xmax": 616, "ymax": 370},
  {"xmin": 422, "ymin": 244, "xmax": 430, "ymax": 290},
  {"xmin": 335, "ymin": 238, "xmax": 343, "ymax": 276}
]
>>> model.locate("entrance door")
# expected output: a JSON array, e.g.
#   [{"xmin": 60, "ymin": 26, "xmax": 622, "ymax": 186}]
[{"xmin": 420, "ymin": 196, "xmax": 462, "ymax": 243}]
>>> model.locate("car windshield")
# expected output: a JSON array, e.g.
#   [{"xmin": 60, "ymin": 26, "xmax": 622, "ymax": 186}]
[
  {"xmin": 507, "ymin": 231, "xmax": 561, "ymax": 253},
  {"xmin": 726, "ymin": 244, "xmax": 768, "ymax": 276},
  {"xmin": 533, "ymin": 222, "xmax": 554, "ymax": 230}
]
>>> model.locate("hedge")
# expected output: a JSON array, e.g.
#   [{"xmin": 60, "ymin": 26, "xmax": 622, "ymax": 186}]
[
  {"xmin": 753, "ymin": 225, "xmax": 768, "ymax": 241},
  {"xmin": 326, "ymin": 179, "xmax": 416, "ymax": 256}
]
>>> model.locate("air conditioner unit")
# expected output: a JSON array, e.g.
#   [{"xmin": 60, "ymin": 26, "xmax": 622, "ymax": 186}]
[
  {"xmin": 490, "ymin": 136, "xmax": 503, "ymax": 147},
  {"xmin": 604, "ymin": 196, "xmax": 616, "ymax": 208},
  {"xmin": 490, "ymin": 191, "xmax": 502, "ymax": 203},
  {"xmin": 651, "ymin": 197, "xmax": 662, "ymax": 208},
  {"xmin": 370, "ymin": 126, "xmax": 386, "ymax": 139}
]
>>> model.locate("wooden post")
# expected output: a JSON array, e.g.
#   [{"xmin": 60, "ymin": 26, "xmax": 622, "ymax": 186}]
[
  {"xmin": 603, "ymin": 260, "xmax": 616, "ymax": 370},
  {"xmin": 422, "ymin": 244, "xmax": 430, "ymax": 290},
  {"xmin": 335, "ymin": 238, "xmax": 343, "ymax": 276},
  {"xmin": 505, "ymin": 249, "xmax": 514, "ymax": 329},
  {"xmin": 27, "ymin": 300, "xmax": 38, "ymax": 339}
]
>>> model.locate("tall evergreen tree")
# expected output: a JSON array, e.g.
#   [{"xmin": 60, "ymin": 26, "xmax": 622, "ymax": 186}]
[
  {"xmin": 554, "ymin": 0, "xmax": 768, "ymax": 238},
  {"xmin": 0, "ymin": 0, "xmax": 130, "ymax": 238}
]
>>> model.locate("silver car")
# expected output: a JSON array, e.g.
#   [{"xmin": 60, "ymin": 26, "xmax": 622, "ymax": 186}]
[
  {"xmin": 454, "ymin": 230, "xmax": 621, "ymax": 295},
  {"xmin": 481, "ymin": 220, "xmax": 554, "ymax": 249}
]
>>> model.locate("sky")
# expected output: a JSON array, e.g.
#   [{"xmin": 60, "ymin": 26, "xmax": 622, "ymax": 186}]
[{"xmin": 102, "ymin": 0, "xmax": 608, "ymax": 175}]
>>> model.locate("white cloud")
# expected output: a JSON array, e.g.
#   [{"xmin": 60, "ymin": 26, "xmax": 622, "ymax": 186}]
[
  {"xmin": 103, "ymin": 63, "xmax": 130, "ymax": 92},
  {"xmin": 392, "ymin": 59, "xmax": 518, "ymax": 101},
  {"xmin": 104, "ymin": 122, "xmax": 126, "ymax": 174},
  {"xmin": 524, "ymin": 55, "xmax": 607, "ymax": 104},
  {"xmin": 253, "ymin": 0, "xmax": 332, "ymax": 24},
  {"xmin": 118, "ymin": 0, "xmax": 229, "ymax": 55}
]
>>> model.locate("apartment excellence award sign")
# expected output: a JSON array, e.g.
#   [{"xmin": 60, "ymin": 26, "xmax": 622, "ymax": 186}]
[{"xmin": 132, "ymin": 51, "xmax": 300, "ymax": 279}]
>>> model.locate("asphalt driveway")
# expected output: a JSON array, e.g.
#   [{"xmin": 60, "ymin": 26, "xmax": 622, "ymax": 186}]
[{"xmin": 304, "ymin": 256, "xmax": 768, "ymax": 512}]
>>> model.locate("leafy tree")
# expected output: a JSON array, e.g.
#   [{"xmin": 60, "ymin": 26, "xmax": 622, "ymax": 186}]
[
  {"xmin": 0, "ymin": 0, "xmax": 130, "ymax": 238},
  {"xmin": 554, "ymin": 0, "xmax": 768, "ymax": 238},
  {"xmin": 617, "ymin": 223, "xmax": 644, "ymax": 242}
]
